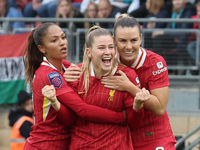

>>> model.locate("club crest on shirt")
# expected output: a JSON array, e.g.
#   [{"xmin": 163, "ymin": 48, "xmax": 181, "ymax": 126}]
[
  {"xmin": 108, "ymin": 90, "xmax": 115, "ymax": 101},
  {"xmin": 48, "ymin": 72, "xmax": 63, "ymax": 88}
]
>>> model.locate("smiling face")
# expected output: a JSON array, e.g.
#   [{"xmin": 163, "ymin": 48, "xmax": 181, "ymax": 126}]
[
  {"xmin": 115, "ymin": 26, "xmax": 142, "ymax": 67},
  {"xmin": 87, "ymin": 35, "xmax": 115, "ymax": 77},
  {"xmin": 38, "ymin": 25, "xmax": 68, "ymax": 63}
]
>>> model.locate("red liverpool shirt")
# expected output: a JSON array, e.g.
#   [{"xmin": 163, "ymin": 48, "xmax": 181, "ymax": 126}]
[
  {"xmin": 27, "ymin": 58, "xmax": 74, "ymax": 150},
  {"xmin": 28, "ymin": 58, "xmax": 128, "ymax": 150},
  {"xmin": 130, "ymin": 47, "xmax": 176, "ymax": 145},
  {"xmin": 69, "ymin": 63, "xmax": 141, "ymax": 150}
]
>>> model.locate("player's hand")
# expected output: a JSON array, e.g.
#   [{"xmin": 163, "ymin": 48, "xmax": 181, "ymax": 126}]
[
  {"xmin": 133, "ymin": 88, "xmax": 150, "ymax": 111},
  {"xmin": 42, "ymin": 85, "xmax": 57, "ymax": 103},
  {"xmin": 101, "ymin": 70, "xmax": 130, "ymax": 91},
  {"xmin": 63, "ymin": 63, "xmax": 81, "ymax": 82}
]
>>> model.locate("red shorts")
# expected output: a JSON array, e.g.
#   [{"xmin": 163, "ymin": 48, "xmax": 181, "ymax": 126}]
[
  {"xmin": 133, "ymin": 135, "xmax": 177, "ymax": 150},
  {"xmin": 23, "ymin": 141, "xmax": 39, "ymax": 150}
]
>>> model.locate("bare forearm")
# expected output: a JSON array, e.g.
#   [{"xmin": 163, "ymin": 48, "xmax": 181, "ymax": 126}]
[
  {"xmin": 144, "ymin": 94, "xmax": 167, "ymax": 117},
  {"xmin": 51, "ymin": 100, "xmax": 61, "ymax": 111},
  {"xmin": 126, "ymin": 82, "xmax": 141, "ymax": 97},
  {"xmin": 133, "ymin": 101, "xmax": 144, "ymax": 112},
  {"xmin": 127, "ymin": 83, "xmax": 166, "ymax": 116}
]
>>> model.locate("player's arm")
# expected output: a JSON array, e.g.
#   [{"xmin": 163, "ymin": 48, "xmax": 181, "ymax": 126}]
[
  {"xmin": 143, "ymin": 86, "xmax": 169, "ymax": 117},
  {"xmin": 56, "ymin": 102, "xmax": 76, "ymax": 125},
  {"xmin": 101, "ymin": 70, "xmax": 168, "ymax": 117},
  {"xmin": 42, "ymin": 85, "xmax": 125, "ymax": 124},
  {"xmin": 42, "ymin": 85, "xmax": 76, "ymax": 125},
  {"xmin": 125, "ymin": 83, "xmax": 169, "ymax": 117},
  {"xmin": 126, "ymin": 107, "xmax": 144, "ymax": 129},
  {"xmin": 142, "ymin": 58, "xmax": 170, "ymax": 117},
  {"xmin": 125, "ymin": 89, "xmax": 150, "ymax": 129}
]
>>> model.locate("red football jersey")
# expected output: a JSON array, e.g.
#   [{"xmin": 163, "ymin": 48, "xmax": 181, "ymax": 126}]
[
  {"xmin": 69, "ymin": 63, "xmax": 141, "ymax": 150},
  {"xmin": 27, "ymin": 58, "xmax": 74, "ymax": 150},
  {"xmin": 130, "ymin": 48, "xmax": 176, "ymax": 145}
]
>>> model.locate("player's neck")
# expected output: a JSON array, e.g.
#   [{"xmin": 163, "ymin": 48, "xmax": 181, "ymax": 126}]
[{"xmin": 47, "ymin": 58, "xmax": 63, "ymax": 73}]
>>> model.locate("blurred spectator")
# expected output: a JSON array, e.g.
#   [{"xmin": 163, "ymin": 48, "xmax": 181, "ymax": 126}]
[
  {"xmin": 41, "ymin": 0, "xmax": 83, "ymax": 21},
  {"xmin": 0, "ymin": 0, "xmax": 26, "ymax": 34},
  {"xmin": 80, "ymin": 0, "xmax": 130, "ymax": 14},
  {"xmin": 23, "ymin": 0, "xmax": 58, "ymax": 22},
  {"xmin": 143, "ymin": 0, "xmax": 171, "ymax": 50},
  {"xmin": 143, "ymin": 0, "xmax": 170, "ymax": 28},
  {"xmin": 7, "ymin": 0, "xmax": 18, "ymax": 8},
  {"xmin": 151, "ymin": 0, "xmax": 196, "ymax": 68},
  {"xmin": 128, "ymin": 0, "xmax": 172, "ymax": 20},
  {"xmin": 128, "ymin": 0, "xmax": 148, "ymax": 18},
  {"xmin": 55, "ymin": 0, "xmax": 84, "ymax": 29},
  {"xmin": 16, "ymin": 0, "xmax": 32, "ymax": 11},
  {"xmin": 84, "ymin": 1, "xmax": 99, "ymax": 28},
  {"xmin": 72, "ymin": 0, "xmax": 83, "ymax": 9},
  {"xmin": 98, "ymin": 0, "xmax": 124, "ymax": 28},
  {"xmin": 186, "ymin": 1, "xmax": 200, "ymax": 74},
  {"xmin": 127, "ymin": 0, "xmax": 140, "ymax": 14},
  {"xmin": 55, "ymin": 0, "xmax": 84, "ymax": 62},
  {"xmin": 8, "ymin": 90, "xmax": 34, "ymax": 150},
  {"xmin": 7, "ymin": 0, "xmax": 32, "ymax": 11}
]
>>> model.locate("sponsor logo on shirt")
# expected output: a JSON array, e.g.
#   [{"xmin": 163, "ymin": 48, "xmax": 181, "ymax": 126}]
[
  {"xmin": 152, "ymin": 62, "xmax": 167, "ymax": 76},
  {"xmin": 108, "ymin": 90, "xmax": 115, "ymax": 101},
  {"xmin": 157, "ymin": 62, "xmax": 163, "ymax": 69},
  {"xmin": 48, "ymin": 72, "xmax": 63, "ymax": 88}
]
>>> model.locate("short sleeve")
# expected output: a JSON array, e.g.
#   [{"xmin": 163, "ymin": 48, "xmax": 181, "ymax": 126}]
[{"xmin": 146, "ymin": 56, "xmax": 169, "ymax": 90}]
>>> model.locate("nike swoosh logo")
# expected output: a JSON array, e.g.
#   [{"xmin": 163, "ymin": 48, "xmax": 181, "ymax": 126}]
[{"xmin": 78, "ymin": 91, "xmax": 85, "ymax": 94}]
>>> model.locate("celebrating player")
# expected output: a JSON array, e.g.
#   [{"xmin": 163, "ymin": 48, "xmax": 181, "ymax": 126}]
[
  {"xmin": 43, "ymin": 25, "xmax": 150, "ymax": 149},
  {"xmin": 100, "ymin": 14, "xmax": 177, "ymax": 150},
  {"xmin": 23, "ymin": 22, "xmax": 144, "ymax": 150}
]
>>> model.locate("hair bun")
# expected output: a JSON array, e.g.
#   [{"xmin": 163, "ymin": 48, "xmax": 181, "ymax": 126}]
[
  {"xmin": 87, "ymin": 25, "xmax": 101, "ymax": 35},
  {"xmin": 116, "ymin": 13, "xmax": 130, "ymax": 22}
]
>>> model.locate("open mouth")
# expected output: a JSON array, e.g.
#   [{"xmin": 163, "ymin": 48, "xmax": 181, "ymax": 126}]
[
  {"xmin": 61, "ymin": 47, "xmax": 67, "ymax": 52},
  {"xmin": 102, "ymin": 58, "xmax": 111, "ymax": 65}
]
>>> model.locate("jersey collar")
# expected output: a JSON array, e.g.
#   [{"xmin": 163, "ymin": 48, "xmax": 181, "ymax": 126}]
[
  {"xmin": 131, "ymin": 47, "xmax": 147, "ymax": 69},
  {"xmin": 41, "ymin": 57, "xmax": 66, "ymax": 71}
]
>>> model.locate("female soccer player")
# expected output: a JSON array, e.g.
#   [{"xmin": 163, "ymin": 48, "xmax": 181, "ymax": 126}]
[
  {"xmin": 100, "ymin": 14, "xmax": 177, "ymax": 150},
  {"xmin": 23, "ymin": 22, "xmax": 145, "ymax": 150},
  {"xmin": 42, "ymin": 25, "xmax": 150, "ymax": 149}
]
